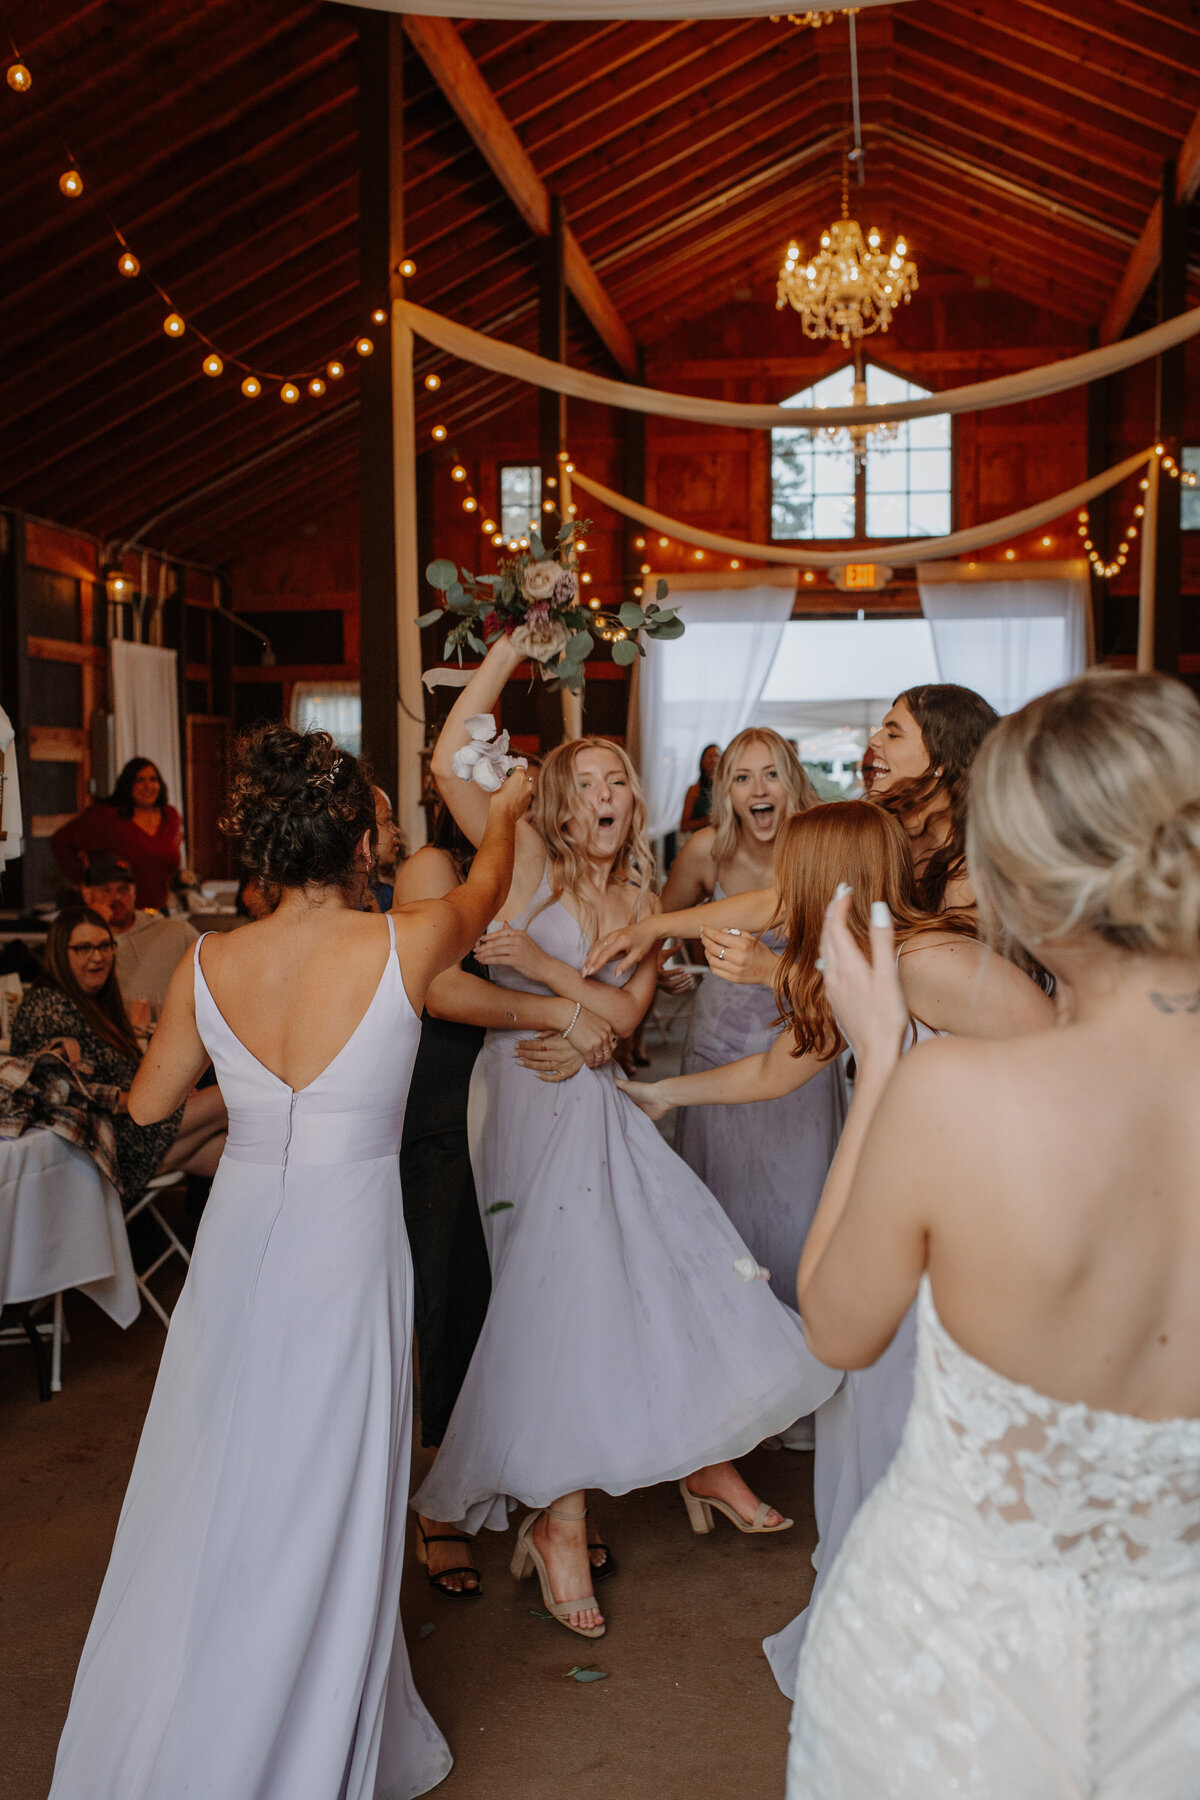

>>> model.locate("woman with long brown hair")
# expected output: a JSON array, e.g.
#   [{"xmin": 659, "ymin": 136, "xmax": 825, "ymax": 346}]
[
  {"xmin": 413, "ymin": 636, "xmax": 841, "ymax": 1643},
  {"xmin": 11, "ymin": 905, "xmax": 225, "ymax": 1196}
]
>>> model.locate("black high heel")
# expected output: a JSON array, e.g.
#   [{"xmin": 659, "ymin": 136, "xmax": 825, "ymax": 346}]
[{"xmin": 415, "ymin": 1524, "xmax": 483, "ymax": 1597}]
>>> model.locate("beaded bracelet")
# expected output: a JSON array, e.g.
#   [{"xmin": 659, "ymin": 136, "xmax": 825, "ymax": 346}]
[{"xmin": 560, "ymin": 1002, "xmax": 583, "ymax": 1043}]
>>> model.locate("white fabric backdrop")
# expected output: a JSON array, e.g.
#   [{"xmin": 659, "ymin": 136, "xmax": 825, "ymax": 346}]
[
  {"xmin": 917, "ymin": 564, "xmax": 1090, "ymax": 715},
  {"xmin": 109, "ymin": 641, "xmax": 184, "ymax": 838},
  {"xmin": 340, "ymin": 0, "xmax": 892, "ymax": 20},
  {"xmin": 638, "ymin": 584, "xmax": 794, "ymax": 841}
]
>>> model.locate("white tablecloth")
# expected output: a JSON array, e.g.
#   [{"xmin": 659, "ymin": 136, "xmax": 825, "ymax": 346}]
[{"xmin": 0, "ymin": 1131, "xmax": 139, "ymax": 1327}]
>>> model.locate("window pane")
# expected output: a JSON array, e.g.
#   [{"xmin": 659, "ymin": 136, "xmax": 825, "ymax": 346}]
[
  {"xmin": 908, "ymin": 447, "xmax": 952, "ymax": 491},
  {"xmin": 907, "ymin": 491, "xmax": 951, "ymax": 537},
  {"xmin": 908, "ymin": 411, "xmax": 951, "ymax": 450},
  {"xmin": 866, "ymin": 443, "xmax": 907, "ymax": 493},
  {"xmin": 865, "ymin": 492, "xmax": 906, "ymax": 539},
  {"xmin": 1184, "ymin": 447, "xmax": 1200, "ymax": 532},
  {"xmin": 813, "ymin": 493, "xmax": 855, "ymax": 538},
  {"xmin": 500, "ymin": 464, "xmax": 540, "ymax": 541},
  {"xmin": 812, "ymin": 448, "xmax": 855, "ymax": 496}
]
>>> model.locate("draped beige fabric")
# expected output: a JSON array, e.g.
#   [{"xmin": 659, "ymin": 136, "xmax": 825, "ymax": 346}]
[
  {"xmin": 338, "ymin": 0, "xmax": 893, "ymax": 19},
  {"xmin": 402, "ymin": 301, "xmax": 1200, "ymax": 429},
  {"xmin": 569, "ymin": 450, "xmax": 1154, "ymax": 570}
]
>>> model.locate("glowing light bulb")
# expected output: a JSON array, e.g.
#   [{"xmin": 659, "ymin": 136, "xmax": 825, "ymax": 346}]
[
  {"xmin": 589, "ymin": 596, "xmax": 602, "ymax": 610},
  {"xmin": 241, "ymin": 375, "xmax": 262, "ymax": 398},
  {"xmin": 895, "ymin": 238, "xmax": 907, "ymax": 256},
  {"xmin": 1040, "ymin": 536, "xmax": 1052, "ymax": 548},
  {"xmin": 308, "ymin": 377, "xmax": 326, "ymax": 397},
  {"xmin": 163, "ymin": 312, "xmax": 185, "ymax": 337},
  {"xmin": 1139, "ymin": 478, "xmax": 1149, "ymax": 491},
  {"xmin": 463, "ymin": 497, "xmax": 477, "ymax": 513},
  {"xmin": 1004, "ymin": 548, "xmax": 1016, "ymax": 560},
  {"xmin": 615, "ymin": 629, "xmax": 627, "ymax": 641},
  {"xmin": 1077, "ymin": 510, "xmax": 1088, "ymax": 522},
  {"xmin": 451, "ymin": 465, "xmax": 466, "ymax": 482},
  {"xmin": 482, "ymin": 519, "xmax": 496, "ymax": 535},
  {"xmin": 576, "ymin": 540, "xmax": 587, "ymax": 551},
  {"xmin": 508, "ymin": 540, "xmax": 519, "ymax": 552},
  {"xmin": 1083, "ymin": 539, "xmax": 1093, "ymax": 550},
  {"xmin": 431, "ymin": 425, "xmax": 446, "ymax": 441},
  {"xmin": 356, "ymin": 337, "xmax": 374, "ymax": 358},
  {"xmin": 399, "ymin": 258, "xmax": 416, "ymax": 278},
  {"xmin": 804, "ymin": 571, "xmax": 815, "ymax": 583},
  {"xmin": 519, "ymin": 537, "xmax": 529, "ymax": 549},
  {"xmin": 372, "ymin": 308, "xmax": 387, "ymax": 324},
  {"xmin": 59, "ymin": 168, "xmax": 83, "ymax": 197},
  {"xmin": 565, "ymin": 461, "xmax": 574, "ymax": 473},
  {"xmin": 7, "ymin": 62, "xmax": 31, "ymax": 91},
  {"xmin": 543, "ymin": 500, "xmax": 555, "ymax": 512},
  {"xmin": 693, "ymin": 549, "xmax": 704, "ymax": 561},
  {"xmin": 1134, "ymin": 504, "xmax": 1144, "ymax": 518},
  {"xmin": 634, "ymin": 536, "xmax": 645, "ymax": 549},
  {"xmin": 640, "ymin": 562, "xmax": 651, "ymax": 574},
  {"xmin": 492, "ymin": 533, "xmax": 504, "ymax": 547},
  {"xmin": 117, "ymin": 251, "xmax": 140, "ymax": 277},
  {"xmin": 658, "ymin": 536, "xmax": 669, "ymax": 548},
  {"xmin": 424, "ymin": 373, "xmax": 441, "ymax": 391},
  {"xmin": 202, "ymin": 353, "xmax": 223, "ymax": 377},
  {"xmin": 730, "ymin": 559, "xmax": 741, "ymax": 570},
  {"xmin": 1127, "ymin": 525, "xmax": 1138, "ymax": 539},
  {"xmin": 327, "ymin": 361, "xmax": 345, "ymax": 380},
  {"xmin": 633, "ymin": 586, "xmax": 644, "ymax": 598},
  {"xmin": 1155, "ymin": 443, "xmax": 1165, "ymax": 456},
  {"xmin": 581, "ymin": 573, "xmax": 592, "ymax": 584},
  {"xmin": 281, "ymin": 382, "xmax": 300, "ymax": 403}
]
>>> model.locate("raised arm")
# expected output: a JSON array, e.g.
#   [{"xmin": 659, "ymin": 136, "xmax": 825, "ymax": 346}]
[
  {"xmin": 130, "ymin": 952, "xmax": 212, "ymax": 1123},
  {"xmin": 430, "ymin": 636, "xmax": 528, "ymax": 849},
  {"xmin": 617, "ymin": 1026, "xmax": 834, "ymax": 1121}
]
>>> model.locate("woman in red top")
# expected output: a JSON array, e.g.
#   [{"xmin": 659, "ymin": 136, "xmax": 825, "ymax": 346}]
[{"xmin": 52, "ymin": 758, "xmax": 183, "ymax": 912}]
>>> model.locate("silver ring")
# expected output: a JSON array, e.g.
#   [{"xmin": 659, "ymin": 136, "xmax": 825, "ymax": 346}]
[
  {"xmin": 815, "ymin": 957, "xmax": 827, "ymax": 972},
  {"xmin": 717, "ymin": 947, "xmax": 725, "ymax": 960}
]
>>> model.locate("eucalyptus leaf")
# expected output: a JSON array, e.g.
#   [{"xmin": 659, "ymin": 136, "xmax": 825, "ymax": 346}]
[
  {"xmin": 618, "ymin": 602, "xmax": 646, "ymax": 629},
  {"xmin": 484, "ymin": 1201, "xmax": 514, "ymax": 1215},
  {"xmin": 567, "ymin": 630, "xmax": 594, "ymax": 659},
  {"xmin": 416, "ymin": 608, "xmax": 443, "ymax": 628},
  {"xmin": 418, "ymin": 1623, "xmax": 435, "ymax": 1641},
  {"xmin": 656, "ymin": 578, "xmax": 669, "ymax": 602},
  {"xmin": 648, "ymin": 608, "xmax": 677, "ymax": 623},
  {"xmin": 529, "ymin": 533, "xmax": 546, "ymax": 560},
  {"xmin": 426, "ymin": 559, "xmax": 458, "ymax": 591},
  {"xmin": 612, "ymin": 638, "xmax": 639, "ymax": 666},
  {"xmin": 556, "ymin": 523, "xmax": 573, "ymax": 543},
  {"xmin": 647, "ymin": 617, "xmax": 685, "ymax": 640},
  {"xmin": 466, "ymin": 630, "xmax": 487, "ymax": 655},
  {"xmin": 529, "ymin": 1609, "xmax": 553, "ymax": 1621},
  {"xmin": 564, "ymin": 1665, "xmax": 609, "ymax": 1682}
]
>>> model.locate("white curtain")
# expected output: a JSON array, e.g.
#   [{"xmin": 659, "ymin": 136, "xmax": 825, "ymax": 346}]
[
  {"xmin": 290, "ymin": 682, "xmax": 363, "ymax": 755},
  {"xmin": 109, "ymin": 641, "xmax": 184, "ymax": 831},
  {"xmin": 638, "ymin": 583, "xmax": 794, "ymax": 841},
  {"xmin": 917, "ymin": 563, "xmax": 1090, "ymax": 715}
]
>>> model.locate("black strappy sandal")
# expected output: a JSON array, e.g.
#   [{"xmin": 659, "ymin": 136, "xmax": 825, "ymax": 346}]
[{"xmin": 415, "ymin": 1525, "xmax": 483, "ymax": 1598}]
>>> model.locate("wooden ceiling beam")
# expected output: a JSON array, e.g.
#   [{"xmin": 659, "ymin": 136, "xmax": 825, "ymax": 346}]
[
  {"xmin": 1100, "ymin": 104, "xmax": 1200, "ymax": 342},
  {"xmin": 924, "ymin": 0, "xmax": 1200, "ymax": 125},
  {"xmin": 1014, "ymin": 1, "xmax": 1200, "ymax": 81},
  {"xmin": 401, "ymin": 15, "xmax": 637, "ymax": 376}
]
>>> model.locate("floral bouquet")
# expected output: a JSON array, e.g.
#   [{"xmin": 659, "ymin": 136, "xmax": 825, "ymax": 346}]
[{"xmin": 419, "ymin": 518, "xmax": 684, "ymax": 694}]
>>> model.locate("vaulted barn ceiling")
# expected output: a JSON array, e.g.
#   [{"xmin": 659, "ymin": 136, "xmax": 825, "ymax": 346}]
[{"xmin": 1, "ymin": 0, "xmax": 1198, "ymax": 563}]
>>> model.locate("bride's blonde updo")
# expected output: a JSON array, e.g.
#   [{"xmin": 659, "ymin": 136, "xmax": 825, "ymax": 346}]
[
  {"xmin": 967, "ymin": 671, "xmax": 1200, "ymax": 959},
  {"xmin": 221, "ymin": 724, "xmax": 376, "ymax": 889}
]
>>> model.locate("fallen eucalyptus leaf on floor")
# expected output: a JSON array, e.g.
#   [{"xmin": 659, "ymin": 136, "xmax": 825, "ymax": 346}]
[
  {"xmin": 529, "ymin": 1608, "xmax": 553, "ymax": 1620},
  {"xmin": 565, "ymin": 1664, "xmax": 609, "ymax": 1682},
  {"xmin": 484, "ymin": 1201, "xmax": 514, "ymax": 1215},
  {"xmin": 418, "ymin": 1623, "xmax": 435, "ymax": 1640}
]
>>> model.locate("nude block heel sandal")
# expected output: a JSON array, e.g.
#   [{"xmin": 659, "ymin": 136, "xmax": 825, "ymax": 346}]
[
  {"xmin": 679, "ymin": 1479, "xmax": 793, "ymax": 1535},
  {"xmin": 509, "ymin": 1506, "xmax": 605, "ymax": 1639}
]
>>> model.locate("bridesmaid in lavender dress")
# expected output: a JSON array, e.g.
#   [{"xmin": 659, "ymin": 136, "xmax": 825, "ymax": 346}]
[
  {"xmin": 414, "ymin": 637, "xmax": 842, "ymax": 1642},
  {"xmin": 666, "ymin": 729, "xmax": 847, "ymax": 1319},
  {"xmin": 46, "ymin": 727, "xmax": 531, "ymax": 1800},
  {"xmin": 615, "ymin": 803, "xmax": 1052, "ymax": 1692}
]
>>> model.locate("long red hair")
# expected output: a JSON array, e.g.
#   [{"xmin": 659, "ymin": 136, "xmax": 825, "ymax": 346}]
[{"xmin": 771, "ymin": 802, "xmax": 975, "ymax": 1058}]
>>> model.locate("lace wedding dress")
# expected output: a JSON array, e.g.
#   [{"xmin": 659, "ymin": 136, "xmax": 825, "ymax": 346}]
[{"xmin": 788, "ymin": 1274, "xmax": 1200, "ymax": 1799}]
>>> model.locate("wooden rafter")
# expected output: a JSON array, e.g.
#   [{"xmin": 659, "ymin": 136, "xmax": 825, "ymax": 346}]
[
  {"xmin": 1101, "ymin": 105, "xmax": 1200, "ymax": 343},
  {"xmin": 401, "ymin": 14, "xmax": 637, "ymax": 376}
]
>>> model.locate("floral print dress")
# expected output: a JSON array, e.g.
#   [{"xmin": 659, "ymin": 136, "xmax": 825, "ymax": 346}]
[{"xmin": 10, "ymin": 984, "xmax": 183, "ymax": 1199}]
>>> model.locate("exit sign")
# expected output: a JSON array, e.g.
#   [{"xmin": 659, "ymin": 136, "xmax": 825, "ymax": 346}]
[
  {"xmin": 844, "ymin": 564, "xmax": 878, "ymax": 588},
  {"xmin": 830, "ymin": 562, "xmax": 893, "ymax": 593}
]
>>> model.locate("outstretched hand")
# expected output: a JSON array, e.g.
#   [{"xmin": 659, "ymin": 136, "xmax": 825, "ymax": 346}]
[
  {"xmin": 701, "ymin": 926, "xmax": 778, "ymax": 988},
  {"xmin": 473, "ymin": 923, "xmax": 550, "ymax": 984},
  {"xmin": 489, "ymin": 766, "xmax": 535, "ymax": 822},
  {"xmin": 583, "ymin": 916, "xmax": 659, "ymax": 979},
  {"xmin": 818, "ymin": 887, "xmax": 908, "ymax": 1074},
  {"xmin": 615, "ymin": 1077, "xmax": 672, "ymax": 1123}
]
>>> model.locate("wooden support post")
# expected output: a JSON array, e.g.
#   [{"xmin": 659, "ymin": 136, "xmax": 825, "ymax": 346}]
[
  {"xmin": 1084, "ymin": 328, "xmax": 1109, "ymax": 664},
  {"xmin": 358, "ymin": 10, "xmax": 425, "ymax": 850},
  {"xmin": 1137, "ymin": 454, "xmax": 1159, "ymax": 674},
  {"xmin": 539, "ymin": 197, "xmax": 567, "ymax": 545},
  {"xmin": 620, "ymin": 364, "xmax": 647, "ymax": 759},
  {"xmin": 1153, "ymin": 156, "xmax": 1185, "ymax": 675}
]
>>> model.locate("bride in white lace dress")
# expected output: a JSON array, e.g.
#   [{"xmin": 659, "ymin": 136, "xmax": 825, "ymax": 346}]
[{"xmin": 789, "ymin": 671, "xmax": 1200, "ymax": 1798}]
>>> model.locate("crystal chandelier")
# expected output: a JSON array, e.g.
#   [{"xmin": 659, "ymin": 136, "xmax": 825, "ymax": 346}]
[
  {"xmin": 814, "ymin": 350, "xmax": 898, "ymax": 467},
  {"xmin": 777, "ymin": 164, "xmax": 917, "ymax": 347}
]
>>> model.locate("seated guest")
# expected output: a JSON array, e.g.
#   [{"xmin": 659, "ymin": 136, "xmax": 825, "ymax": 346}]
[
  {"xmin": 81, "ymin": 853, "xmax": 198, "ymax": 1017},
  {"xmin": 51, "ymin": 757, "xmax": 183, "ymax": 912},
  {"xmin": 10, "ymin": 907, "xmax": 225, "ymax": 1198},
  {"xmin": 680, "ymin": 742, "xmax": 720, "ymax": 836}
]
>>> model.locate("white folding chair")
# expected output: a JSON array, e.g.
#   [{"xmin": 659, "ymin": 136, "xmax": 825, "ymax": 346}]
[
  {"xmin": 124, "ymin": 1171, "xmax": 190, "ymax": 1327},
  {"xmin": 0, "ymin": 1292, "xmax": 65, "ymax": 1398}
]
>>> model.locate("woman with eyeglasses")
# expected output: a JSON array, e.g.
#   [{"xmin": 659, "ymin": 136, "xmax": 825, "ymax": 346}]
[{"xmin": 10, "ymin": 906, "xmax": 226, "ymax": 1197}]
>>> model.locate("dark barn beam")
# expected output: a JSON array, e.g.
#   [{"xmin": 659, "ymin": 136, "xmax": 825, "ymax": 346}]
[{"xmin": 1153, "ymin": 155, "xmax": 1186, "ymax": 676}]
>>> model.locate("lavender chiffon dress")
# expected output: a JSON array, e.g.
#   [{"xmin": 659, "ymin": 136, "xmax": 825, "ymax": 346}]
[
  {"xmin": 414, "ymin": 876, "xmax": 842, "ymax": 1534},
  {"xmin": 674, "ymin": 884, "xmax": 847, "ymax": 1310}
]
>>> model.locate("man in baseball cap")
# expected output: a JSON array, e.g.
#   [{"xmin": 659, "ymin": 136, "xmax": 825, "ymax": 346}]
[{"xmin": 81, "ymin": 853, "xmax": 198, "ymax": 1018}]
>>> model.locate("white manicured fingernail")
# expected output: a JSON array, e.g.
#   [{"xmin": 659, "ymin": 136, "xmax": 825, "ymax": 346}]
[
  {"xmin": 815, "ymin": 957, "xmax": 826, "ymax": 973},
  {"xmin": 871, "ymin": 901, "xmax": 891, "ymax": 928},
  {"xmin": 726, "ymin": 927, "xmax": 742, "ymax": 936},
  {"xmin": 835, "ymin": 882, "xmax": 852, "ymax": 899}
]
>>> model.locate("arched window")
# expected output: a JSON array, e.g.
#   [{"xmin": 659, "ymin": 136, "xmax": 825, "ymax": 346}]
[{"xmin": 771, "ymin": 362, "xmax": 952, "ymax": 542}]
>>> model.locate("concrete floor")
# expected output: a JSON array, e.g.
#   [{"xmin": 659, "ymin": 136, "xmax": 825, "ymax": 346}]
[{"xmin": 1, "ymin": 980, "xmax": 816, "ymax": 1800}]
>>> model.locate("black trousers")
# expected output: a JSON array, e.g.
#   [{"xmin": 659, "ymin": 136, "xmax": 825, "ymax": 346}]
[{"xmin": 400, "ymin": 1128, "xmax": 492, "ymax": 1449}]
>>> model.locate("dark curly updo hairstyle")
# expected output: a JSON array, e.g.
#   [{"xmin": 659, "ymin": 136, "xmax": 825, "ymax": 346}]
[{"xmin": 221, "ymin": 725, "xmax": 377, "ymax": 890}]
